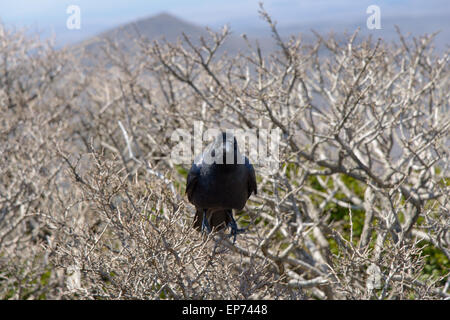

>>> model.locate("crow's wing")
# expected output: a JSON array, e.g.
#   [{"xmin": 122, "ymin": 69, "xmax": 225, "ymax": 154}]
[
  {"xmin": 186, "ymin": 163, "xmax": 200, "ymax": 203},
  {"xmin": 245, "ymin": 158, "xmax": 257, "ymax": 197}
]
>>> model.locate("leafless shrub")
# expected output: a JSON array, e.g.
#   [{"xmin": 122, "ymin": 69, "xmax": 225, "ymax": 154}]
[{"xmin": 0, "ymin": 6, "xmax": 448, "ymax": 299}]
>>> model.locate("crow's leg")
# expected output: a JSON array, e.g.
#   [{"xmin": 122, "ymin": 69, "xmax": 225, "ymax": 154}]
[
  {"xmin": 227, "ymin": 210, "xmax": 245, "ymax": 244},
  {"xmin": 201, "ymin": 209, "xmax": 212, "ymax": 234}
]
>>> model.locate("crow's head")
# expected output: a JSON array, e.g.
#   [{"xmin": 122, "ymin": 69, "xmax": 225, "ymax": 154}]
[
  {"xmin": 208, "ymin": 131, "xmax": 242, "ymax": 166},
  {"xmin": 221, "ymin": 132, "xmax": 238, "ymax": 165}
]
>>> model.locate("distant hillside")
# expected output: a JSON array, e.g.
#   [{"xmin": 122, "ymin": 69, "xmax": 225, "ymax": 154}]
[
  {"xmin": 74, "ymin": 11, "xmax": 447, "ymax": 64},
  {"xmin": 276, "ymin": 13, "xmax": 449, "ymax": 51},
  {"xmin": 101, "ymin": 13, "xmax": 205, "ymax": 44},
  {"xmin": 77, "ymin": 12, "xmax": 276, "ymax": 58}
]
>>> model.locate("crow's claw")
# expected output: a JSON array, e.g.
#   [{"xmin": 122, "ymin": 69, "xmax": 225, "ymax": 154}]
[{"xmin": 227, "ymin": 210, "xmax": 246, "ymax": 244}]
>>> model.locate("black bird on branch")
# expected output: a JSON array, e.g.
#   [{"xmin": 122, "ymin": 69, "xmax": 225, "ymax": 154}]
[{"xmin": 186, "ymin": 132, "xmax": 257, "ymax": 243}]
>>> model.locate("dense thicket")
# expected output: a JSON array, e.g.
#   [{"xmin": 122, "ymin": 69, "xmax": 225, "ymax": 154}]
[{"xmin": 0, "ymin": 9, "xmax": 448, "ymax": 299}]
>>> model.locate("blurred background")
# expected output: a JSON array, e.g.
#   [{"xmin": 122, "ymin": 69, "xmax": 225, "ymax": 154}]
[{"xmin": 1, "ymin": 0, "xmax": 449, "ymax": 49}]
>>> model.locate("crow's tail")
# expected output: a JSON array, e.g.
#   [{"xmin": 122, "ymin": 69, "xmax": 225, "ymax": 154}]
[{"xmin": 193, "ymin": 208, "xmax": 232, "ymax": 232}]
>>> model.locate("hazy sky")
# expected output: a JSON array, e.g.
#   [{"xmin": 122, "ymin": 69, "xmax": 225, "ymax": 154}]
[{"xmin": 1, "ymin": 0, "xmax": 448, "ymax": 44}]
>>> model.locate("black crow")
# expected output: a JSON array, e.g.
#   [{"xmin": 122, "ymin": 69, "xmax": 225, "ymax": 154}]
[{"xmin": 186, "ymin": 132, "xmax": 257, "ymax": 242}]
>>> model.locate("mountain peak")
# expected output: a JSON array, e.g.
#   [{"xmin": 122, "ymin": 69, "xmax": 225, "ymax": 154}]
[
  {"xmin": 151, "ymin": 12, "xmax": 180, "ymax": 20},
  {"xmin": 133, "ymin": 12, "xmax": 190, "ymax": 26},
  {"xmin": 99, "ymin": 11, "xmax": 204, "ymax": 42}
]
